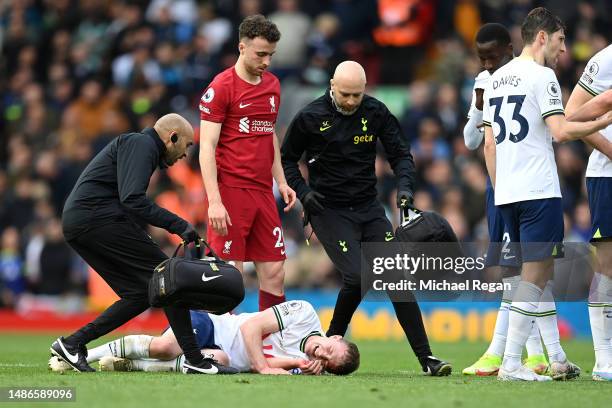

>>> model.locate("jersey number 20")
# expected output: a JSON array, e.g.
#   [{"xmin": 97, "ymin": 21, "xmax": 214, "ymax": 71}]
[{"xmin": 489, "ymin": 95, "xmax": 529, "ymax": 144}]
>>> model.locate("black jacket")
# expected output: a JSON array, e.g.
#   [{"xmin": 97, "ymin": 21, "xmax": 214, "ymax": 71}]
[
  {"xmin": 281, "ymin": 90, "xmax": 415, "ymax": 208},
  {"xmin": 62, "ymin": 128, "xmax": 187, "ymax": 240}
]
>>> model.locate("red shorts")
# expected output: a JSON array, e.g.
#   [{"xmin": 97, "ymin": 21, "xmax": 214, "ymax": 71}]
[{"xmin": 207, "ymin": 185, "xmax": 286, "ymax": 262}]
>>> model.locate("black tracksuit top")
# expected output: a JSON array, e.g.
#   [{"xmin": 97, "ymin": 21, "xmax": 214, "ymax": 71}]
[
  {"xmin": 281, "ymin": 90, "xmax": 416, "ymax": 209},
  {"xmin": 62, "ymin": 128, "xmax": 187, "ymax": 240}
]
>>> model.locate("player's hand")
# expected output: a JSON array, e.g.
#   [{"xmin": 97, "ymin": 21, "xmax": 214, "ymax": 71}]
[
  {"xmin": 397, "ymin": 190, "xmax": 414, "ymax": 209},
  {"xmin": 208, "ymin": 201, "xmax": 232, "ymax": 236},
  {"xmin": 259, "ymin": 367, "xmax": 290, "ymax": 375},
  {"xmin": 298, "ymin": 359, "xmax": 324, "ymax": 375},
  {"xmin": 178, "ymin": 223, "xmax": 200, "ymax": 244},
  {"xmin": 599, "ymin": 110, "xmax": 612, "ymax": 127},
  {"xmin": 302, "ymin": 191, "xmax": 325, "ymax": 215},
  {"xmin": 278, "ymin": 183, "xmax": 297, "ymax": 212},
  {"xmin": 474, "ymin": 88, "xmax": 484, "ymax": 111}
]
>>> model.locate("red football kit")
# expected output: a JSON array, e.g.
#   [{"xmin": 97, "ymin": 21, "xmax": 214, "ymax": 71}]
[{"xmin": 199, "ymin": 67, "xmax": 285, "ymax": 261}]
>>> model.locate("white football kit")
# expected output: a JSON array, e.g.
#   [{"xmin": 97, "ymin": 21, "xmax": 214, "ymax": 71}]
[
  {"xmin": 579, "ymin": 44, "xmax": 612, "ymax": 178},
  {"xmin": 483, "ymin": 57, "xmax": 564, "ymax": 205},
  {"xmin": 209, "ymin": 300, "xmax": 323, "ymax": 372}
]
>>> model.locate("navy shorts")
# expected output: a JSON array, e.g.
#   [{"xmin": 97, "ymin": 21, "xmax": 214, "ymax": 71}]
[
  {"xmin": 189, "ymin": 310, "xmax": 217, "ymax": 349},
  {"xmin": 485, "ymin": 180, "xmax": 519, "ymax": 268},
  {"xmin": 162, "ymin": 311, "xmax": 218, "ymax": 349},
  {"xmin": 586, "ymin": 177, "xmax": 612, "ymax": 242},
  {"xmin": 498, "ymin": 198, "xmax": 564, "ymax": 262}
]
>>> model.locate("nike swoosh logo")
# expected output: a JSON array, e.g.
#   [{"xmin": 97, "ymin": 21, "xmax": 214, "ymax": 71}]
[
  {"xmin": 319, "ymin": 125, "xmax": 332, "ymax": 131},
  {"xmin": 202, "ymin": 274, "xmax": 221, "ymax": 282},
  {"xmin": 280, "ymin": 249, "xmax": 286, "ymax": 255},
  {"xmin": 384, "ymin": 237, "xmax": 394, "ymax": 241},
  {"xmin": 503, "ymin": 254, "xmax": 515, "ymax": 260},
  {"xmin": 239, "ymin": 102, "xmax": 252, "ymax": 108},
  {"xmin": 184, "ymin": 362, "xmax": 219, "ymax": 374},
  {"xmin": 58, "ymin": 341, "xmax": 79, "ymax": 364}
]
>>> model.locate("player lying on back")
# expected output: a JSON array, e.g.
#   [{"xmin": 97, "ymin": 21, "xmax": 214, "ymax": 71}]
[{"xmin": 50, "ymin": 301, "xmax": 359, "ymax": 375}]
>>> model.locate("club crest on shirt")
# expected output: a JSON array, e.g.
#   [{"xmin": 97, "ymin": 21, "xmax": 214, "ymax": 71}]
[{"xmin": 270, "ymin": 95, "xmax": 276, "ymax": 113}]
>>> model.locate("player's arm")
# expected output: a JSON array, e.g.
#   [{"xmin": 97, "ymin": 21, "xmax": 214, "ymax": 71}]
[
  {"xmin": 378, "ymin": 106, "xmax": 416, "ymax": 197},
  {"xmin": 567, "ymin": 89, "xmax": 612, "ymax": 122},
  {"xmin": 280, "ymin": 114, "xmax": 313, "ymax": 202},
  {"xmin": 199, "ymin": 120, "xmax": 232, "ymax": 236},
  {"xmin": 483, "ymin": 125, "xmax": 496, "ymax": 187},
  {"xmin": 463, "ymin": 88, "xmax": 485, "ymax": 150},
  {"xmin": 272, "ymin": 130, "xmax": 296, "ymax": 212},
  {"xmin": 544, "ymin": 112, "xmax": 612, "ymax": 143},
  {"xmin": 565, "ymin": 86, "xmax": 612, "ymax": 160},
  {"xmin": 117, "ymin": 135, "xmax": 188, "ymax": 235},
  {"xmin": 239, "ymin": 308, "xmax": 290, "ymax": 375},
  {"xmin": 266, "ymin": 357, "xmax": 324, "ymax": 375}
]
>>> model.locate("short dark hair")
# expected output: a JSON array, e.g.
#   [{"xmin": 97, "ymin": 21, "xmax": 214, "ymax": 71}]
[
  {"xmin": 238, "ymin": 15, "xmax": 281, "ymax": 43},
  {"xmin": 475, "ymin": 23, "xmax": 511, "ymax": 46},
  {"xmin": 521, "ymin": 7, "xmax": 565, "ymax": 44},
  {"xmin": 326, "ymin": 340, "xmax": 360, "ymax": 376}
]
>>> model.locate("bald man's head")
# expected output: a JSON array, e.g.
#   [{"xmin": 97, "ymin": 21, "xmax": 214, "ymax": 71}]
[
  {"xmin": 330, "ymin": 61, "xmax": 367, "ymax": 115},
  {"xmin": 154, "ymin": 113, "xmax": 195, "ymax": 166}
]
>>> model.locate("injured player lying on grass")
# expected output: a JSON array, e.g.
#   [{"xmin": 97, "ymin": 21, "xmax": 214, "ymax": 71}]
[{"xmin": 50, "ymin": 301, "xmax": 360, "ymax": 375}]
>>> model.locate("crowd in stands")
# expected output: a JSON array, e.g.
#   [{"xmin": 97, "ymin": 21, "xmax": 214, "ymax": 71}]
[{"xmin": 0, "ymin": 0, "xmax": 610, "ymax": 310}]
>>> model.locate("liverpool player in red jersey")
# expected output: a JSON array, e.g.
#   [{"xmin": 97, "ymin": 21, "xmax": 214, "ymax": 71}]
[{"xmin": 199, "ymin": 15, "xmax": 296, "ymax": 311}]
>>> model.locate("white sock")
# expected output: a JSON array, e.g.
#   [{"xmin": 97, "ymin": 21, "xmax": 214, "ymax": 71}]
[
  {"xmin": 589, "ymin": 272, "xmax": 612, "ymax": 368},
  {"xmin": 536, "ymin": 281, "xmax": 566, "ymax": 363},
  {"xmin": 132, "ymin": 355, "xmax": 185, "ymax": 372},
  {"xmin": 525, "ymin": 323, "xmax": 544, "ymax": 357},
  {"xmin": 86, "ymin": 335, "xmax": 153, "ymax": 363},
  {"xmin": 502, "ymin": 281, "xmax": 542, "ymax": 371},
  {"xmin": 486, "ymin": 276, "xmax": 519, "ymax": 357}
]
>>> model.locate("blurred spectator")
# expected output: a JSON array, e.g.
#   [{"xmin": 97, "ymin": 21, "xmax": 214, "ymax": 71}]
[
  {"xmin": 374, "ymin": 0, "xmax": 435, "ymax": 84},
  {"xmin": 269, "ymin": 0, "xmax": 312, "ymax": 81},
  {"xmin": 302, "ymin": 13, "xmax": 340, "ymax": 85},
  {"xmin": 0, "ymin": 227, "xmax": 25, "ymax": 308},
  {"xmin": 30, "ymin": 218, "xmax": 75, "ymax": 295},
  {"xmin": 64, "ymin": 78, "xmax": 128, "ymax": 141}
]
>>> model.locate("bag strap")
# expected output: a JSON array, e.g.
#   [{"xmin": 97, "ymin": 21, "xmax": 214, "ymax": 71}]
[{"xmin": 171, "ymin": 239, "xmax": 221, "ymax": 261}]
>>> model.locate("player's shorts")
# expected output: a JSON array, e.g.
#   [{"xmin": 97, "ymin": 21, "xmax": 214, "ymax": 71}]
[
  {"xmin": 189, "ymin": 311, "xmax": 218, "ymax": 349},
  {"xmin": 498, "ymin": 198, "xmax": 564, "ymax": 263},
  {"xmin": 162, "ymin": 311, "xmax": 219, "ymax": 350},
  {"xmin": 484, "ymin": 182, "xmax": 520, "ymax": 269},
  {"xmin": 586, "ymin": 177, "xmax": 612, "ymax": 242},
  {"xmin": 207, "ymin": 184, "xmax": 286, "ymax": 262}
]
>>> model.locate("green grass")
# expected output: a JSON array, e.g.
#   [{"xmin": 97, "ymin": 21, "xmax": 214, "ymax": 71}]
[{"xmin": 0, "ymin": 334, "xmax": 607, "ymax": 408}]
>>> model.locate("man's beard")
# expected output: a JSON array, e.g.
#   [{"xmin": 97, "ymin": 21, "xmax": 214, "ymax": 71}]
[{"xmin": 330, "ymin": 90, "xmax": 358, "ymax": 116}]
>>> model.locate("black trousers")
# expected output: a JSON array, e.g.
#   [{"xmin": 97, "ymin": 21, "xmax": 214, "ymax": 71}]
[
  {"xmin": 64, "ymin": 221, "xmax": 204, "ymax": 364},
  {"xmin": 310, "ymin": 200, "xmax": 432, "ymax": 359}
]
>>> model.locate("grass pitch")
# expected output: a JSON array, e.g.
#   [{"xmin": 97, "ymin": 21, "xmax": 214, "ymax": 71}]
[{"xmin": 0, "ymin": 334, "xmax": 607, "ymax": 408}]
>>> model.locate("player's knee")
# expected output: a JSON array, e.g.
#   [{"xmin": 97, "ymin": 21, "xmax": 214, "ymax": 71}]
[
  {"xmin": 149, "ymin": 337, "xmax": 180, "ymax": 360},
  {"xmin": 260, "ymin": 261, "xmax": 285, "ymax": 284}
]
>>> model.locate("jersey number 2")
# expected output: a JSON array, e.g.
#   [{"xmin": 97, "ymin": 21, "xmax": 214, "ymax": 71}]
[{"xmin": 489, "ymin": 95, "xmax": 529, "ymax": 144}]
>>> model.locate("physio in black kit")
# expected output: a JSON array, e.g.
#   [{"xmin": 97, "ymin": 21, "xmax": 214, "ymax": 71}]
[
  {"xmin": 281, "ymin": 61, "xmax": 451, "ymax": 376},
  {"xmin": 51, "ymin": 113, "xmax": 237, "ymax": 374}
]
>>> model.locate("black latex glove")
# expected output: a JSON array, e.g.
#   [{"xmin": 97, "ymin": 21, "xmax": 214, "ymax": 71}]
[
  {"xmin": 179, "ymin": 223, "xmax": 200, "ymax": 244},
  {"xmin": 397, "ymin": 190, "xmax": 414, "ymax": 209},
  {"xmin": 302, "ymin": 191, "xmax": 326, "ymax": 216}
]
